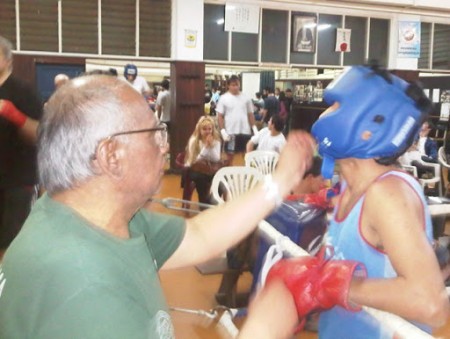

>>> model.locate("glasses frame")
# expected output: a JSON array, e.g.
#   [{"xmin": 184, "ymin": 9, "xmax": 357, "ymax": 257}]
[{"xmin": 105, "ymin": 122, "xmax": 168, "ymax": 147}]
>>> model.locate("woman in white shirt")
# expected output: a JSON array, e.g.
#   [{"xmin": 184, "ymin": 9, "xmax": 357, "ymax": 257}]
[{"xmin": 185, "ymin": 116, "xmax": 222, "ymax": 204}]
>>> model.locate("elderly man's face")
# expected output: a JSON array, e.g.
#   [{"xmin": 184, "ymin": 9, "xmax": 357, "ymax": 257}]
[{"xmin": 120, "ymin": 88, "xmax": 168, "ymax": 203}]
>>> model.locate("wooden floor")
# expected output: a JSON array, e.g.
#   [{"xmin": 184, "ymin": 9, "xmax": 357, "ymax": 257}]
[{"xmin": 150, "ymin": 172, "xmax": 450, "ymax": 339}]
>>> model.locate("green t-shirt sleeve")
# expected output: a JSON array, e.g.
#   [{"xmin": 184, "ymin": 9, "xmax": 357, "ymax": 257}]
[
  {"xmin": 130, "ymin": 210, "xmax": 186, "ymax": 269},
  {"xmin": 36, "ymin": 284, "xmax": 165, "ymax": 339}
]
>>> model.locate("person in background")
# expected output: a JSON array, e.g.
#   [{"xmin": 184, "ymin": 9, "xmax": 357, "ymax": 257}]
[
  {"xmin": 260, "ymin": 87, "xmax": 280, "ymax": 126},
  {"xmin": 252, "ymin": 91, "xmax": 265, "ymax": 123},
  {"xmin": 246, "ymin": 114, "xmax": 286, "ymax": 153},
  {"xmin": 0, "ymin": 74, "xmax": 315, "ymax": 338},
  {"xmin": 275, "ymin": 87, "xmax": 281, "ymax": 100},
  {"xmin": 418, "ymin": 120, "xmax": 438, "ymax": 163},
  {"xmin": 54, "ymin": 74, "xmax": 69, "ymax": 90},
  {"xmin": 184, "ymin": 116, "xmax": 222, "ymax": 205},
  {"xmin": 123, "ymin": 63, "xmax": 150, "ymax": 97},
  {"xmin": 211, "ymin": 86, "xmax": 220, "ymax": 104},
  {"xmin": 155, "ymin": 79, "xmax": 170, "ymax": 130},
  {"xmin": 284, "ymin": 88, "xmax": 294, "ymax": 135},
  {"xmin": 278, "ymin": 91, "xmax": 289, "ymax": 123},
  {"xmin": 0, "ymin": 36, "xmax": 42, "ymax": 259},
  {"xmin": 216, "ymin": 75, "xmax": 256, "ymax": 163}
]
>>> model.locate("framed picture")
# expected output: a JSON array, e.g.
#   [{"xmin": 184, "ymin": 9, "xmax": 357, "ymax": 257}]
[{"xmin": 292, "ymin": 14, "xmax": 317, "ymax": 53}]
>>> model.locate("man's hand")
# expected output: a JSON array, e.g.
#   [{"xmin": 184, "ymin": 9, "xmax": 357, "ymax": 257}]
[
  {"xmin": 239, "ymin": 279, "xmax": 298, "ymax": 338},
  {"xmin": 273, "ymin": 131, "xmax": 316, "ymax": 197},
  {"xmin": 0, "ymin": 99, "xmax": 27, "ymax": 128}
]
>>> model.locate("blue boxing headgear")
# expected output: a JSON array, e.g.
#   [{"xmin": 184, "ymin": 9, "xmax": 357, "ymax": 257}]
[
  {"xmin": 311, "ymin": 65, "xmax": 431, "ymax": 179},
  {"xmin": 124, "ymin": 64, "xmax": 138, "ymax": 79}
]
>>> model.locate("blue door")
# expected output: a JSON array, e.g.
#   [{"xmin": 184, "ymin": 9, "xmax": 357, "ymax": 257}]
[{"xmin": 35, "ymin": 64, "xmax": 85, "ymax": 102}]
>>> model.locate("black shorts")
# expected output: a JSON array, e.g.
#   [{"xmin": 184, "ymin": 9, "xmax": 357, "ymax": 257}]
[{"xmin": 225, "ymin": 134, "xmax": 252, "ymax": 153}]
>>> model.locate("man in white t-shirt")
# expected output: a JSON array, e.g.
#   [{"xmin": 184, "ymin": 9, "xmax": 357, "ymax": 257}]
[
  {"xmin": 216, "ymin": 75, "xmax": 256, "ymax": 161},
  {"xmin": 246, "ymin": 114, "xmax": 286, "ymax": 153},
  {"xmin": 123, "ymin": 64, "xmax": 150, "ymax": 97},
  {"xmin": 155, "ymin": 79, "xmax": 170, "ymax": 127}
]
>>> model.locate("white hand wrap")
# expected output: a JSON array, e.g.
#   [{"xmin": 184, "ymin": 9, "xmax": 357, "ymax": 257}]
[
  {"xmin": 263, "ymin": 174, "xmax": 283, "ymax": 207},
  {"xmin": 220, "ymin": 128, "xmax": 231, "ymax": 142}
]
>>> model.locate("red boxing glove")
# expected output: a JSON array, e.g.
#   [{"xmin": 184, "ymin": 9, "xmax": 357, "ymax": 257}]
[
  {"xmin": 265, "ymin": 256, "xmax": 322, "ymax": 318},
  {"xmin": 266, "ymin": 256, "xmax": 366, "ymax": 319},
  {"xmin": 0, "ymin": 99, "xmax": 27, "ymax": 128},
  {"xmin": 316, "ymin": 260, "xmax": 367, "ymax": 311}
]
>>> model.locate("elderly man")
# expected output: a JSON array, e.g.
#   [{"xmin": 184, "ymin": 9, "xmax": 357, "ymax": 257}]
[{"xmin": 0, "ymin": 75, "xmax": 314, "ymax": 338}]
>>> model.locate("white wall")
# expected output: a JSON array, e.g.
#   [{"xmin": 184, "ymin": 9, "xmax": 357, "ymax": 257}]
[{"xmin": 171, "ymin": 0, "xmax": 204, "ymax": 61}]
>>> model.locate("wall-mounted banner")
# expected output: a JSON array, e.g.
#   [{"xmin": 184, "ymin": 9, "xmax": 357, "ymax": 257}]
[
  {"xmin": 335, "ymin": 28, "xmax": 351, "ymax": 52},
  {"xmin": 398, "ymin": 21, "xmax": 421, "ymax": 58},
  {"xmin": 225, "ymin": 3, "xmax": 260, "ymax": 34}
]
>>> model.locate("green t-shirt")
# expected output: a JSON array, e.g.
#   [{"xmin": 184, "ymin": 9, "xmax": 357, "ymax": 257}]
[{"xmin": 0, "ymin": 194, "xmax": 186, "ymax": 339}]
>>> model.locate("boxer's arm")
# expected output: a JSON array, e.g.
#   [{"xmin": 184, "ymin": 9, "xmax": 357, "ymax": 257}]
[
  {"xmin": 0, "ymin": 99, "xmax": 38, "ymax": 143},
  {"xmin": 348, "ymin": 176, "xmax": 450, "ymax": 327}
]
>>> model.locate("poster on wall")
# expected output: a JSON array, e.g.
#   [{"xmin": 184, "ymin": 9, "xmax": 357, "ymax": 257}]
[
  {"xmin": 224, "ymin": 3, "xmax": 260, "ymax": 34},
  {"xmin": 292, "ymin": 14, "xmax": 317, "ymax": 53},
  {"xmin": 335, "ymin": 28, "xmax": 351, "ymax": 52},
  {"xmin": 397, "ymin": 20, "xmax": 421, "ymax": 58},
  {"xmin": 184, "ymin": 30, "xmax": 197, "ymax": 48}
]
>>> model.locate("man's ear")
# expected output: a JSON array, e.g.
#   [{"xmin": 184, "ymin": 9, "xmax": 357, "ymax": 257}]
[{"xmin": 92, "ymin": 138, "xmax": 123, "ymax": 178}]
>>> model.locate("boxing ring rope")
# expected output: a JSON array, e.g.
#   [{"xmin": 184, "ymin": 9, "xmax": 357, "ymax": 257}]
[{"xmin": 153, "ymin": 198, "xmax": 450, "ymax": 339}]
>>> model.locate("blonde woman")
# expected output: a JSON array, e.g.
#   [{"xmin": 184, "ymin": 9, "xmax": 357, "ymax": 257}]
[{"xmin": 185, "ymin": 116, "xmax": 222, "ymax": 204}]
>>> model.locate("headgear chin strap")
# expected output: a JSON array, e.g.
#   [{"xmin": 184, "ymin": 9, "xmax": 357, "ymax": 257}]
[
  {"xmin": 311, "ymin": 65, "xmax": 431, "ymax": 179},
  {"xmin": 124, "ymin": 64, "xmax": 138, "ymax": 80}
]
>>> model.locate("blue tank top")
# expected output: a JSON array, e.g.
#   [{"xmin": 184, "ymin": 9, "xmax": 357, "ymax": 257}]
[{"xmin": 319, "ymin": 170, "xmax": 433, "ymax": 339}]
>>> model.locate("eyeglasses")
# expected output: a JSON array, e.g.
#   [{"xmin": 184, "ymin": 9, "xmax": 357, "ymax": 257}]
[{"xmin": 104, "ymin": 122, "xmax": 168, "ymax": 149}]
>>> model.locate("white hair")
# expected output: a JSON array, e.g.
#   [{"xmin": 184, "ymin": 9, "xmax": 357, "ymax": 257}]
[{"xmin": 38, "ymin": 76, "xmax": 133, "ymax": 194}]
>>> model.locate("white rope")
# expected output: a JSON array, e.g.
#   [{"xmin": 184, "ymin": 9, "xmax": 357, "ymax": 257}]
[
  {"xmin": 258, "ymin": 237, "xmax": 285, "ymax": 288},
  {"xmin": 258, "ymin": 220, "xmax": 436, "ymax": 339}
]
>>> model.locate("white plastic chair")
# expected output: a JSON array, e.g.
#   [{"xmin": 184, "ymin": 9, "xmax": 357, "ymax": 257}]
[
  {"xmin": 244, "ymin": 150, "xmax": 279, "ymax": 176},
  {"xmin": 210, "ymin": 166, "xmax": 263, "ymax": 204},
  {"xmin": 401, "ymin": 164, "xmax": 418, "ymax": 178},
  {"xmin": 413, "ymin": 158, "xmax": 442, "ymax": 197}
]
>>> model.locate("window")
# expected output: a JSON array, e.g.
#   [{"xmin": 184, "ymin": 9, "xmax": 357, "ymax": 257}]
[
  {"xmin": 0, "ymin": 0, "xmax": 16, "ymax": 48},
  {"xmin": 62, "ymin": 0, "xmax": 98, "ymax": 54},
  {"xmin": 204, "ymin": 4, "xmax": 228, "ymax": 60},
  {"xmin": 20, "ymin": 1, "xmax": 58, "ymax": 52},
  {"xmin": 344, "ymin": 16, "xmax": 367, "ymax": 66},
  {"xmin": 317, "ymin": 14, "xmax": 342, "ymax": 66},
  {"xmin": 432, "ymin": 24, "xmax": 450, "ymax": 70},
  {"xmin": 261, "ymin": 9, "xmax": 288, "ymax": 63},
  {"xmin": 418, "ymin": 22, "xmax": 431, "ymax": 69},
  {"xmin": 140, "ymin": 0, "xmax": 171, "ymax": 58},
  {"xmin": 102, "ymin": 0, "xmax": 136, "ymax": 56},
  {"xmin": 368, "ymin": 18, "xmax": 390, "ymax": 66}
]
